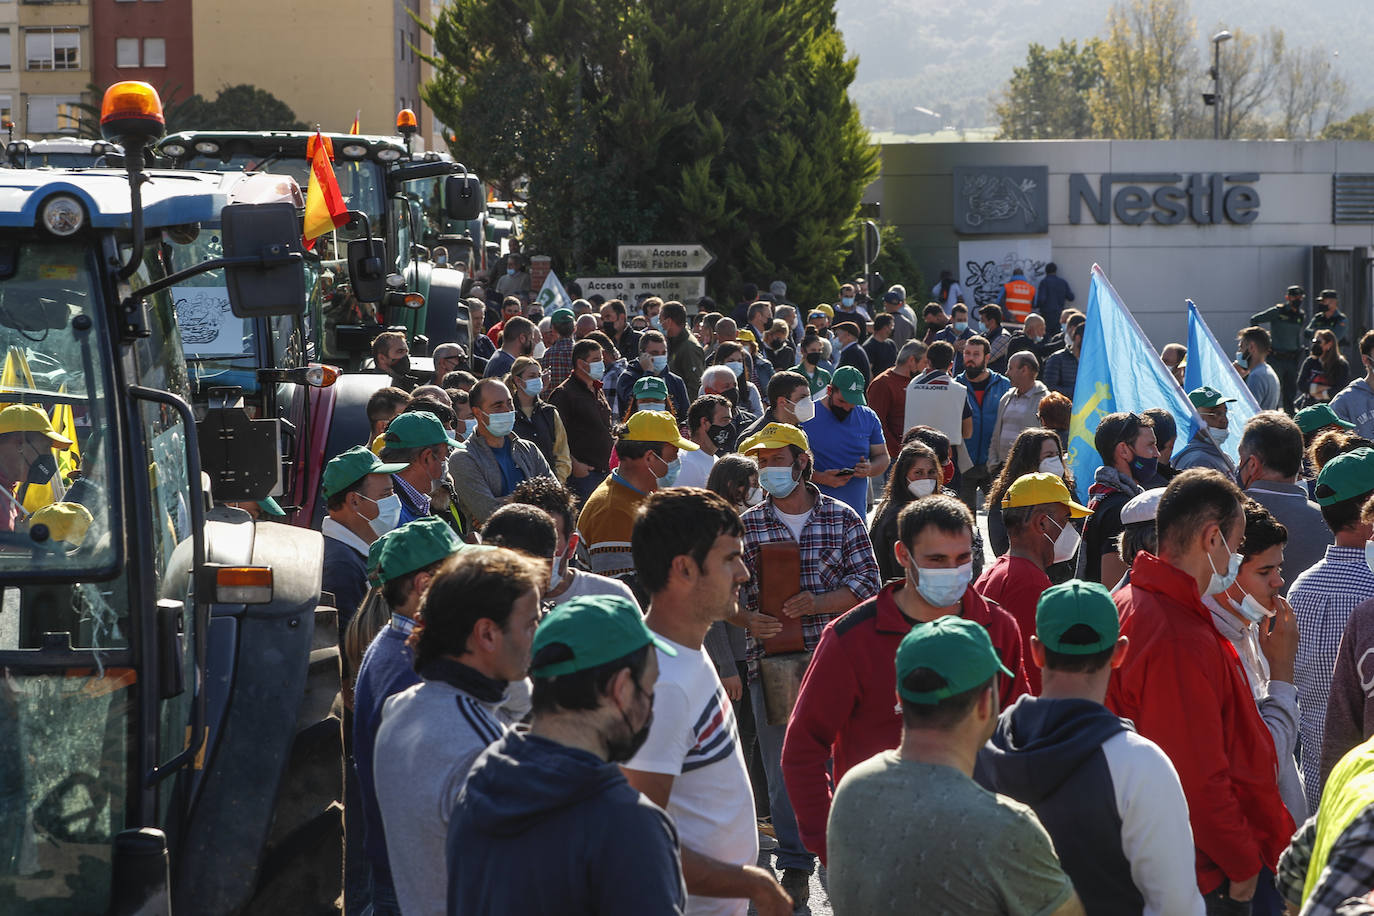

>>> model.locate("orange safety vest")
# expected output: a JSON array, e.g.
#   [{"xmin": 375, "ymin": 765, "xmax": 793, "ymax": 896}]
[{"xmin": 1002, "ymin": 278, "xmax": 1035, "ymax": 323}]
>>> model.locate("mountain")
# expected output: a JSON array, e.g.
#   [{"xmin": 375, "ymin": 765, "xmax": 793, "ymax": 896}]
[{"xmin": 835, "ymin": 0, "xmax": 1374, "ymax": 133}]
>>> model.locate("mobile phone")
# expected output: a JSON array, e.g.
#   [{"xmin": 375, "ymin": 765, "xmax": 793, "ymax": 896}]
[{"xmin": 834, "ymin": 468, "xmax": 855, "ymax": 477}]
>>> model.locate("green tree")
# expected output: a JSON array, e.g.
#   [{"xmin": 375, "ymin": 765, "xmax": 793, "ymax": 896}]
[
  {"xmin": 994, "ymin": 40, "xmax": 1103, "ymax": 140},
  {"xmin": 423, "ymin": 0, "xmax": 877, "ymax": 305},
  {"xmin": 170, "ymin": 85, "xmax": 308, "ymax": 132},
  {"xmin": 1090, "ymin": 0, "xmax": 1201, "ymax": 139},
  {"xmin": 1322, "ymin": 109, "xmax": 1374, "ymax": 140}
]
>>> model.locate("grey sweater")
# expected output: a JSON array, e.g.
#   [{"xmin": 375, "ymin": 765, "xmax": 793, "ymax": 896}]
[
  {"xmin": 447, "ymin": 433, "xmax": 551, "ymax": 525},
  {"xmin": 373, "ymin": 659, "xmax": 524, "ymax": 916}
]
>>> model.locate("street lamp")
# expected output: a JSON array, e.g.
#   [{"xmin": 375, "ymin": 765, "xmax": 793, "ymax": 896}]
[{"xmin": 1207, "ymin": 29, "xmax": 1234, "ymax": 139}]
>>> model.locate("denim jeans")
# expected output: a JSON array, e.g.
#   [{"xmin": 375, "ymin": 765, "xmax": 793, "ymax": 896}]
[
  {"xmin": 362, "ymin": 865, "xmax": 401, "ymax": 916},
  {"xmin": 748, "ymin": 677, "xmax": 814, "ymax": 874}
]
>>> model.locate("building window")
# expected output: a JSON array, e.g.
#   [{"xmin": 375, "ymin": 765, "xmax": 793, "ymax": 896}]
[
  {"xmin": 0, "ymin": 30, "xmax": 10, "ymax": 71},
  {"xmin": 25, "ymin": 28, "xmax": 80, "ymax": 71},
  {"xmin": 27, "ymin": 94, "xmax": 82, "ymax": 133},
  {"xmin": 143, "ymin": 37, "xmax": 164, "ymax": 67},
  {"xmin": 0, "ymin": 96, "xmax": 12, "ymax": 127},
  {"xmin": 115, "ymin": 37, "xmax": 138, "ymax": 68}
]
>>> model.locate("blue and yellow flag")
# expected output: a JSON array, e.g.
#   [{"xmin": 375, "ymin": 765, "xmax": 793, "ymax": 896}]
[
  {"xmin": 1184, "ymin": 300, "xmax": 1259, "ymax": 466},
  {"xmin": 1067, "ymin": 265, "xmax": 1200, "ymax": 501}
]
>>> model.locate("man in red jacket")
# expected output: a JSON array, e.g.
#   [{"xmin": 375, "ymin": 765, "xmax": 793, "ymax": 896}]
[
  {"xmin": 1107, "ymin": 469, "xmax": 1295, "ymax": 911},
  {"xmin": 780, "ymin": 494, "xmax": 1029, "ymax": 864}
]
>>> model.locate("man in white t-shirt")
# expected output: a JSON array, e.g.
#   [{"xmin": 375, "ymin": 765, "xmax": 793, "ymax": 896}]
[
  {"xmin": 677, "ymin": 394, "xmax": 730, "ymax": 489},
  {"xmin": 905, "ymin": 340, "xmax": 972, "ymax": 466},
  {"xmin": 624, "ymin": 488, "xmax": 792, "ymax": 916}
]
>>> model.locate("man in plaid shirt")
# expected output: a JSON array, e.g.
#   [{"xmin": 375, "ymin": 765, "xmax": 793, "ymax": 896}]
[
  {"xmin": 540, "ymin": 308, "xmax": 577, "ymax": 388},
  {"xmin": 737, "ymin": 421, "xmax": 880, "ymax": 902},
  {"xmin": 1290, "ymin": 449, "xmax": 1374, "ymax": 812}
]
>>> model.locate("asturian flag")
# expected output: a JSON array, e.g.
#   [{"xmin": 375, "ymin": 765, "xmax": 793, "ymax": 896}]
[
  {"xmin": 535, "ymin": 270, "xmax": 573, "ymax": 314},
  {"xmin": 1184, "ymin": 300, "xmax": 1260, "ymax": 466},
  {"xmin": 1067, "ymin": 265, "xmax": 1201, "ymax": 501}
]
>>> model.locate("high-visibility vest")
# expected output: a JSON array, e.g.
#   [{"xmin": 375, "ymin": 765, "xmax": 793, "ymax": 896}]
[
  {"xmin": 1002, "ymin": 278, "xmax": 1036, "ymax": 323},
  {"xmin": 1304, "ymin": 735, "xmax": 1374, "ymax": 904}
]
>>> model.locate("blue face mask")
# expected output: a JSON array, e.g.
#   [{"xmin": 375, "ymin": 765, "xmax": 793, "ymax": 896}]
[
  {"xmin": 651, "ymin": 354, "xmax": 668, "ymax": 373},
  {"xmin": 653, "ymin": 453, "xmax": 681, "ymax": 488},
  {"xmin": 506, "ymin": 267, "xmax": 516, "ymax": 276},
  {"xmin": 953, "ymin": 320, "xmax": 969, "ymax": 333},
  {"xmin": 587, "ymin": 361, "xmax": 605, "ymax": 381},
  {"xmin": 841, "ymin": 296, "xmax": 855, "ymax": 308},
  {"xmin": 523, "ymin": 377, "xmax": 544, "ymax": 397},
  {"xmin": 484, "ymin": 410, "xmax": 516, "ymax": 438},
  {"xmin": 463, "ymin": 418, "xmax": 478, "ymax": 438},
  {"xmin": 725, "ymin": 360, "xmax": 745, "ymax": 377},
  {"xmin": 758, "ymin": 465, "xmax": 799, "ymax": 499},
  {"xmin": 1235, "ymin": 350, "xmax": 1249, "ymax": 370},
  {"xmin": 639, "ymin": 401, "xmax": 666, "ymax": 412}
]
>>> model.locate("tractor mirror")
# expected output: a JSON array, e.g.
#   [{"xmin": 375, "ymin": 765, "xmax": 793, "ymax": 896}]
[
  {"xmin": 445, "ymin": 173, "xmax": 483, "ymax": 221},
  {"xmin": 346, "ymin": 238, "xmax": 388, "ymax": 303},
  {"xmin": 221, "ymin": 202, "xmax": 306, "ymax": 317}
]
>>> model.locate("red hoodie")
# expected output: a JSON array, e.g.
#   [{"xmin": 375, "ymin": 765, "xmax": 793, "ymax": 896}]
[
  {"xmin": 780, "ymin": 580, "xmax": 1029, "ymax": 863},
  {"xmin": 1106, "ymin": 552, "xmax": 1295, "ymax": 894}
]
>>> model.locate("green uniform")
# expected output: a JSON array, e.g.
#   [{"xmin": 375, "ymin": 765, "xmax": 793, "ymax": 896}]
[
  {"xmin": 1251, "ymin": 301, "xmax": 1307, "ymax": 411},
  {"xmin": 792, "ymin": 363, "xmax": 832, "ymax": 396}
]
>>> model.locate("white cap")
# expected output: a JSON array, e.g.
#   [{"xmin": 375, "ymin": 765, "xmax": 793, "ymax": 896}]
[{"xmin": 1121, "ymin": 487, "xmax": 1166, "ymax": 526}]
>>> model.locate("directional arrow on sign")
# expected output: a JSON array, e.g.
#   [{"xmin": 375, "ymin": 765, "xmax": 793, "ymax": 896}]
[{"xmin": 617, "ymin": 244, "xmax": 716, "ymax": 275}]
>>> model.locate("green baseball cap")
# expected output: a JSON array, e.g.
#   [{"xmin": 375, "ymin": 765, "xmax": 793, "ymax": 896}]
[
  {"xmin": 530, "ymin": 595, "xmax": 676, "ymax": 678},
  {"xmin": 831, "ymin": 365, "xmax": 867, "ymax": 406},
  {"xmin": 1188, "ymin": 386, "xmax": 1237, "ymax": 409},
  {"xmin": 369, "ymin": 516, "xmax": 463, "ymax": 584},
  {"xmin": 551, "ymin": 308, "xmax": 575, "ymax": 325},
  {"xmin": 1315, "ymin": 447, "xmax": 1374, "ymax": 507},
  {"xmin": 1036, "ymin": 580, "xmax": 1119, "ymax": 655},
  {"xmin": 895, "ymin": 617, "xmax": 1012, "ymax": 704},
  {"xmin": 633, "ymin": 375, "xmax": 669, "ymax": 401},
  {"xmin": 1296, "ymin": 403, "xmax": 1355, "ymax": 435},
  {"xmin": 384, "ymin": 411, "xmax": 461, "ymax": 450},
  {"xmin": 322, "ymin": 445, "xmax": 407, "ymax": 499}
]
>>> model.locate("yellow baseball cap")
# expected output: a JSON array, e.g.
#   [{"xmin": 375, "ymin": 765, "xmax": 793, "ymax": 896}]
[
  {"xmin": 0, "ymin": 404, "xmax": 73, "ymax": 448},
  {"xmin": 31, "ymin": 501, "xmax": 93, "ymax": 546},
  {"xmin": 737, "ymin": 328, "xmax": 757, "ymax": 344},
  {"xmin": 739, "ymin": 422, "xmax": 809, "ymax": 455},
  {"xmin": 1001, "ymin": 472, "xmax": 1091, "ymax": 517},
  {"xmin": 815, "ymin": 304, "xmax": 835, "ymax": 319},
  {"xmin": 622, "ymin": 411, "xmax": 698, "ymax": 450}
]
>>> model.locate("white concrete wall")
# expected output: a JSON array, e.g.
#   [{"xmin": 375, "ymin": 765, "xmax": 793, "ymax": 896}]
[{"xmin": 873, "ymin": 140, "xmax": 1374, "ymax": 348}]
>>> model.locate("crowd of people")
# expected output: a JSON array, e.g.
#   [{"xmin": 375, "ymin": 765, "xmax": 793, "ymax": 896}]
[{"xmin": 305, "ymin": 269, "xmax": 1374, "ymax": 915}]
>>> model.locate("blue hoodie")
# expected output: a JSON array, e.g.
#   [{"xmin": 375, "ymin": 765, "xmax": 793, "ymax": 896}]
[
  {"xmin": 975, "ymin": 697, "xmax": 1142, "ymax": 916},
  {"xmin": 447, "ymin": 730, "xmax": 686, "ymax": 915}
]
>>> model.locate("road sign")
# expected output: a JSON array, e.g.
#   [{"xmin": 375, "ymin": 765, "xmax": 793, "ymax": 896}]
[
  {"xmin": 617, "ymin": 244, "xmax": 715, "ymax": 274},
  {"xmin": 576, "ymin": 276, "xmax": 707, "ymax": 305}
]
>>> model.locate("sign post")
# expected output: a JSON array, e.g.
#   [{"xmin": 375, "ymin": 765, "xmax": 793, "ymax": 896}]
[{"xmin": 617, "ymin": 244, "xmax": 715, "ymax": 274}]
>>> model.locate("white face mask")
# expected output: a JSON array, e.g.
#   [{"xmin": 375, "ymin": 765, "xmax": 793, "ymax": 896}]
[
  {"xmin": 1206, "ymin": 424, "xmax": 1230, "ymax": 448},
  {"xmin": 790, "ymin": 394, "xmax": 816, "ymax": 424},
  {"xmin": 1044, "ymin": 515, "xmax": 1080, "ymax": 565},
  {"xmin": 1205, "ymin": 542, "xmax": 1243, "ymax": 596},
  {"xmin": 1039, "ymin": 455, "xmax": 1066, "ymax": 477},
  {"xmin": 907, "ymin": 478, "xmax": 937, "ymax": 499},
  {"xmin": 912, "ymin": 562, "xmax": 972, "ymax": 608},
  {"xmin": 1235, "ymin": 590, "xmax": 1274, "ymax": 624},
  {"xmin": 746, "ymin": 486, "xmax": 764, "ymax": 506},
  {"xmin": 359, "ymin": 492, "xmax": 402, "ymax": 538}
]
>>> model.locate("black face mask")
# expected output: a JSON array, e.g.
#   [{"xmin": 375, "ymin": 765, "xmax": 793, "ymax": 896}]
[
  {"xmin": 1312, "ymin": 341, "xmax": 1324, "ymax": 357},
  {"xmin": 601, "ymin": 321, "xmax": 617, "ymax": 337},
  {"xmin": 27, "ymin": 451, "xmax": 58, "ymax": 485},
  {"xmin": 707, "ymin": 423, "xmax": 732, "ymax": 448},
  {"xmin": 722, "ymin": 387, "xmax": 739, "ymax": 408},
  {"xmin": 605, "ymin": 684, "xmax": 654, "ymax": 763},
  {"xmin": 829, "ymin": 402, "xmax": 851, "ymax": 422},
  {"xmin": 390, "ymin": 356, "xmax": 412, "ymax": 377},
  {"xmin": 804, "ymin": 351, "xmax": 821, "ymax": 366}
]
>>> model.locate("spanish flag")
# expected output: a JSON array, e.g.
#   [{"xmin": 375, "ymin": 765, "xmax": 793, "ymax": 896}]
[
  {"xmin": 302, "ymin": 131, "xmax": 349, "ymax": 251},
  {"xmin": 350, "ymin": 111, "xmax": 360, "ymax": 135}
]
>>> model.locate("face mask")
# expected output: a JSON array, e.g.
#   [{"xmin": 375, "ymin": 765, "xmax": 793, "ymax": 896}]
[
  {"xmin": 1206, "ymin": 425, "xmax": 1230, "ymax": 448},
  {"xmin": 640, "ymin": 401, "xmax": 666, "ymax": 412},
  {"xmin": 391, "ymin": 356, "xmax": 412, "ymax": 376},
  {"xmin": 550, "ymin": 555, "xmax": 565, "ymax": 590},
  {"xmin": 707, "ymin": 423, "xmax": 732, "ymax": 448},
  {"xmin": 601, "ymin": 321, "xmax": 617, "ymax": 336},
  {"xmin": 725, "ymin": 360, "xmax": 744, "ymax": 377},
  {"xmin": 650, "ymin": 316, "xmax": 663, "ymax": 331},
  {"xmin": 532, "ymin": 339, "xmax": 545, "ymax": 359},
  {"xmin": 1313, "ymin": 341, "xmax": 1325, "ymax": 357},
  {"xmin": 1039, "ymin": 455, "xmax": 1066, "ymax": 477},
  {"xmin": 651, "ymin": 354, "xmax": 668, "ymax": 373},
  {"xmin": 804, "ymin": 351, "xmax": 821, "ymax": 366},
  {"xmin": 606, "ymin": 689, "xmax": 654, "ymax": 764},
  {"xmin": 1128, "ymin": 451, "xmax": 1158, "ymax": 483},
  {"xmin": 722, "ymin": 387, "xmax": 739, "ymax": 408},
  {"xmin": 1235, "ymin": 351, "xmax": 1250, "ymax": 370},
  {"xmin": 746, "ymin": 486, "xmax": 763, "ymax": 506},
  {"xmin": 359, "ymin": 492, "xmax": 402, "ymax": 538},
  {"xmin": 463, "ymin": 418, "xmax": 478, "ymax": 439},
  {"xmin": 907, "ymin": 478, "xmax": 937, "ymax": 498},
  {"xmin": 1029, "ymin": 334, "xmax": 1044, "ymax": 344},
  {"xmin": 953, "ymin": 321, "xmax": 968, "ymax": 333},
  {"xmin": 586, "ymin": 360, "xmax": 605, "ymax": 382},
  {"xmin": 523, "ymin": 377, "xmax": 544, "ymax": 397},
  {"xmin": 841, "ymin": 296, "xmax": 855, "ymax": 308},
  {"xmin": 789, "ymin": 394, "xmax": 816, "ymax": 424},
  {"xmin": 1205, "ymin": 543, "xmax": 1243, "ymax": 596},
  {"xmin": 26, "ymin": 451, "xmax": 57, "ymax": 485},
  {"xmin": 913, "ymin": 562, "xmax": 972, "ymax": 608},
  {"xmin": 506, "ymin": 267, "xmax": 516, "ymax": 276},
  {"xmin": 485, "ymin": 410, "xmax": 516, "ymax": 438},
  {"xmin": 1236, "ymin": 591, "xmax": 1273, "ymax": 624},
  {"xmin": 651, "ymin": 453, "xmax": 680, "ymax": 488},
  {"xmin": 1044, "ymin": 516, "xmax": 1081, "ymax": 565},
  {"xmin": 759, "ymin": 465, "xmax": 800, "ymax": 499}
]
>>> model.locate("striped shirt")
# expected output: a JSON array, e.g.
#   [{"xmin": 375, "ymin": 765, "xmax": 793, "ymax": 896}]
[
  {"xmin": 741, "ymin": 484, "xmax": 881, "ymax": 676},
  {"xmin": 576, "ymin": 473, "xmax": 646, "ymax": 579},
  {"xmin": 1290, "ymin": 545, "xmax": 1374, "ymax": 811}
]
